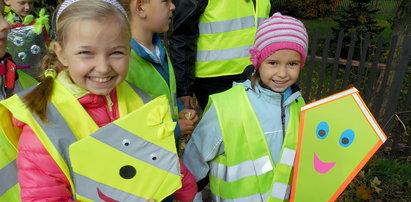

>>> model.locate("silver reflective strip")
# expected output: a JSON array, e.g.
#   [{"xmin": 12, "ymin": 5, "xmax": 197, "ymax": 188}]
[
  {"xmin": 73, "ymin": 172, "xmax": 147, "ymax": 201},
  {"xmin": 279, "ymin": 148, "xmax": 296, "ymax": 167},
  {"xmin": 17, "ymin": 88, "xmax": 76, "ymax": 172},
  {"xmin": 271, "ymin": 181, "xmax": 291, "ymax": 200},
  {"xmin": 210, "ymin": 155, "xmax": 272, "ymax": 182},
  {"xmin": 14, "ymin": 81, "xmax": 24, "ymax": 93},
  {"xmin": 197, "ymin": 45, "xmax": 252, "ymax": 62},
  {"xmin": 213, "ymin": 191, "xmax": 268, "ymax": 202},
  {"xmin": 125, "ymin": 81, "xmax": 151, "ymax": 104},
  {"xmin": 33, "ymin": 101, "xmax": 77, "ymax": 172},
  {"xmin": 199, "ymin": 16, "xmax": 255, "ymax": 34},
  {"xmin": 0, "ymin": 160, "xmax": 18, "ymax": 196},
  {"xmin": 257, "ymin": 17, "xmax": 267, "ymax": 26},
  {"xmin": 91, "ymin": 124, "xmax": 180, "ymax": 175}
]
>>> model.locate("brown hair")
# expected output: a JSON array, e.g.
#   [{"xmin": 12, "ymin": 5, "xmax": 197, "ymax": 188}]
[
  {"xmin": 22, "ymin": 0, "xmax": 131, "ymax": 122},
  {"xmin": 250, "ymin": 70, "xmax": 260, "ymax": 90}
]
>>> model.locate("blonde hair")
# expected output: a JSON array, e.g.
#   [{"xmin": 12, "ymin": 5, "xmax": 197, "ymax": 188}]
[{"xmin": 23, "ymin": 0, "xmax": 131, "ymax": 122}]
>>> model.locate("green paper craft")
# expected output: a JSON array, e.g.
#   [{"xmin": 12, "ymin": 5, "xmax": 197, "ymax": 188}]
[{"xmin": 291, "ymin": 87, "xmax": 387, "ymax": 201}]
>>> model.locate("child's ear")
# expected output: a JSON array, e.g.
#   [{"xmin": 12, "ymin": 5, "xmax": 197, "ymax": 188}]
[
  {"xmin": 134, "ymin": 0, "xmax": 147, "ymax": 18},
  {"xmin": 53, "ymin": 42, "xmax": 68, "ymax": 67}
]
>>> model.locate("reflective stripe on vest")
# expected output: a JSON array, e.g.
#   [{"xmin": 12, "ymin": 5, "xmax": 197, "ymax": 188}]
[
  {"xmin": 0, "ymin": 80, "xmax": 152, "ymax": 199},
  {"xmin": 208, "ymin": 85, "xmax": 305, "ymax": 201},
  {"xmin": 210, "ymin": 155, "xmax": 272, "ymax": 182},
  {"xmin": 127, "ymin": 50, "xmax": 179, "ymax": 119},
  {"xmin": 0, "ymin": 160, "xmax": 18, "ymax": 196},
  {"xmin": 195, "ymin": 0, "xmax": 270, "ymax": 77},
  {"xmin": 268, "ymin": 96, "xmax": 304, "ymax": 202}
]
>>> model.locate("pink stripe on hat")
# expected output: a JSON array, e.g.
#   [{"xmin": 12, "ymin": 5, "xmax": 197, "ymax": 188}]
[{"xmin": 250, "ymin": 12, "xmax": 308, "ymax": 69}]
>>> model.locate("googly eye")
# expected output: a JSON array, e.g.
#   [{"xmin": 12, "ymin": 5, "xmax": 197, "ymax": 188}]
[
  {"xmin": 31, "ymin": 45, "xmax": 41, "ymax": 54},
  {"xmin": 17, "ymin": 52, "xmax": 27, "ymax": 60},
  {"xmin": 122, "ymin": 139, "xmax": 131, "ymax": 147},
  {"xmin": 13, "ymin": 37, "xmax": 24, "ymax": 46},
  {"xmin": 339, "ymin": 129, "xmax": 355, "ymax": 147},
  {"xmin": 316, "ymin": 121, "xmax": 329, "ymax": 139},
  {"xmin": 150, "ymin": 153, "xmax": 158, "ymax": 161}
]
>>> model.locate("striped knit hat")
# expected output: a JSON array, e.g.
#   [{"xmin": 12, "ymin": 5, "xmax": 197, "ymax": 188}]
[{"xmin": 249, "ymin": 12, "xmax": 308, "ymax": 69}]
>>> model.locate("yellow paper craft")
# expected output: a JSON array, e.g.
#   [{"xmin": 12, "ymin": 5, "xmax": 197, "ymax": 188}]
[
  {"xmin": 69, "ymin": 96, "xmax": 181, "ymax": 201},
  {"xmin": 291, "ymin": 87, "xmax": 387, "ymax": 201}
]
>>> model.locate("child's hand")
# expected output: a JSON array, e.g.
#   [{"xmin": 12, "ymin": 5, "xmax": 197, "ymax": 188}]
[
  {"xmin": 178, "ymin": 96, "xmax": 197, "ymax": 109},
  {"xmin": 178, "ymin": 119, "xmax": 195, "ymax": 135},
  {"xmin": 179, "ymin": 109, "xmax": 199, "ymax": 124}
]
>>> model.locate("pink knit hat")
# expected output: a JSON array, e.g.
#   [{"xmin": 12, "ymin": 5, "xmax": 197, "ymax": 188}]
[{"xmin": 250, "ymin": 12, "xmax": 308, "ymax": 69}]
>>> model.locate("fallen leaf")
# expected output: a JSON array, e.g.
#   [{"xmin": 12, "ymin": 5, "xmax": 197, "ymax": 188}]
[{"xmin": 356, "ymin": 184, "xmax": 373, "ymax": 200}]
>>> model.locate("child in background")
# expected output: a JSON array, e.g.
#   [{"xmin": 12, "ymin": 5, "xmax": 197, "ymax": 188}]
[
  {"xmin": 0, "ymin": 0, "xmax": 195, "ymax": 201},
  {"xmin": 123, "ymin": 0, "xmax": 199, "ymax": 142},
  {"xmin": 3, "ymin": 0, "xmax": 33, "ymax": 23},
  {"xmin": 182, "ymin": 13, "xmax": 308, "ymax": 201},
  {"xmin": 4, "ymin": 0, "xmax": 50, "ymax": 79},
  {"xmin": 0, "ymin": 0, "xmax": 37, "ymax": 100}
]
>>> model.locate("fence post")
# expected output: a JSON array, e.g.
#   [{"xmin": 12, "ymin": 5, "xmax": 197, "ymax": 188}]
[
  {"xmin": 372, "ymin": 35, "xmax": 398, "ymax": 118},
  {"xmin": 341, "ymin": 31, "xmax": 357, "ymax": 89},
  {"xmin": 316, "ymin": 29, "xmax": 331, "ymax": 100},
  {"xmin": 381, "ymin": 36, "xmax": 411, "ymax": 143},
  {"xmin": 355, "ymin": 32, "xmax": 371, "ymax": 88},
  {"xmin": 329, "ymin": 30, "xmax": 344, "ymax": 95},
  {"xmin": 365, "ymin": 36, "xmax": 385, "ymax": 104},
  {"xmin": 303, "ymin": 29, "xmax": 319, "ymax": 101}
]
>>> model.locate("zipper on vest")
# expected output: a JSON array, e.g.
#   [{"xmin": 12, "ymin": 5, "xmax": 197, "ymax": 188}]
[
  {"xmin": 281, "ymin": 94, "xmax": 286, "ymax": 143},
  {"xmin": 105, "ymin": 94, "xmax": 113, "ymax": 112}
]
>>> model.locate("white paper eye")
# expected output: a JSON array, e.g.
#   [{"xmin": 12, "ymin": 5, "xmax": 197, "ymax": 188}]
[
  {"xmin": 17, "ymin": 52, "xmax": 27, "ymax": 60},
  {"xmin": 122, "ymin": 139, "xmax": 131, "ymax": 147},
  {"xmin": 150, "ymin": 153, "xmax": 158, "ymax": 161},
  {"xmin": 13, "ymin": 37, "xmax": 24, "ymax": 46},
  {"xmin": 31, "ymin": 45, "xmax": 41, "ymax": 54}
]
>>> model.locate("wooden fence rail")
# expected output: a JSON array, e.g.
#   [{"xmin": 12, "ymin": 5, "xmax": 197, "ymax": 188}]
[{"xmin": 300, "ymin": 29, "xmax": 411, "ymax": 153}]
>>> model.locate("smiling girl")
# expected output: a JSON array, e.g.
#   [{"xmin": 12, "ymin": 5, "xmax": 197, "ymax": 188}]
[
  {"xmin": 182, "ymin": 12, "xmax": 309, "ymax": 201},
  {"xmin": 0, "ymin": 0, "xmax": 185, "ymax": 201}
]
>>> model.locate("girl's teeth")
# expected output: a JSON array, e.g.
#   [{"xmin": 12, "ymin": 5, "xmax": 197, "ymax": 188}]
[{"xmin": 91, "ymin": 77, "xmax": 111, "ymax": 82}]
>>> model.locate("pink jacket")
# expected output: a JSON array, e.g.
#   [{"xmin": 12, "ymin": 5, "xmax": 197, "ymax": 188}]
[{"xmin": 15, "ymin": 90, "xmax": 197, "ymax": 201}]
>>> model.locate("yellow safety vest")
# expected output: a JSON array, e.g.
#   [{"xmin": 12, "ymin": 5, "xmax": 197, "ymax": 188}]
[
  {"xmin": 16, "ymin": 70, "xmax": 38, "ymax": 89},
  {"xmin": 208, "ymin": 85, "xmax": 305, "ymax": 201},
  {"xmin": 0, "ymin": 70, "xmax": 36, "ymax": 201},
  {"xmin": 196, "ymin": 0, "xmax": 270, "ymax": 78},
  {"xmin": 127, "ymin": 49, "xmax": 179, "ymax": 119},
  {"xmin": 0, "ymin": 80, "xmax": 181, "ymax": 201}
]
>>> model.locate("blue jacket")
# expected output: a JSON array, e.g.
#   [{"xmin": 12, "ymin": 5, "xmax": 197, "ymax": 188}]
[{"xmin": 182, "ymin": 79, "xmax": 302, "ymax": 181}]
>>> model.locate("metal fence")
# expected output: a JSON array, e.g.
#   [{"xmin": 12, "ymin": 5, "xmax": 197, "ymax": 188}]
[{"xmin": 299, "ymin": 29, "xmax": 411, "ymax": 154}]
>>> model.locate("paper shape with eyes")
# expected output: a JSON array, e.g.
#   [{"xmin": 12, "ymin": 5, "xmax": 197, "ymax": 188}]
[
  {"xmin": 6, "ymin": 24, "xmax": 48, "ymax": 77},
  {"xmin": 69, "ymin": 96, "xmax": 181, "ymax": 201},
  {"xmin": 290, "ymin": 88, "xmax": 387, "ymax": 201}
]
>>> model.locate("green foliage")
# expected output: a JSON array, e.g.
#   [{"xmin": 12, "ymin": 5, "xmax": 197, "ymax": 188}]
[
  {"xmin": 272, "ymin": 0, "xmax": 341, "ymax": 19},
  {"xmin": 33, "ymin": 0, "xmax": 60, "ymax": 16},
  {"xmin": 332, "ymin": 0, "xmax": 384, "ymax": 40}
]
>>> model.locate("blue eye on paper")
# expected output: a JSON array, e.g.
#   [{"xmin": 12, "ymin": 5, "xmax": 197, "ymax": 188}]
[
  {"xmin": 339, "ymin": 129, "xmax": 355, "ymax": 147},
  {"xmin": 316, "ymin": 121, "xmax": 329, "ymax": 139}
]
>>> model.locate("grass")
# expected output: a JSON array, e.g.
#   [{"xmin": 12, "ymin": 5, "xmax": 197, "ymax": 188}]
[{"xmin": 338, "ymin": 155, "xmax": 411, "ymax": 201}]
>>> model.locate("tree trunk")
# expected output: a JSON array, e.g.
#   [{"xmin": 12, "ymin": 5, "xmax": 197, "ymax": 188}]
[{"xmin": 391, "ymin": 0, "xmax": 411, "ymax": 62}]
